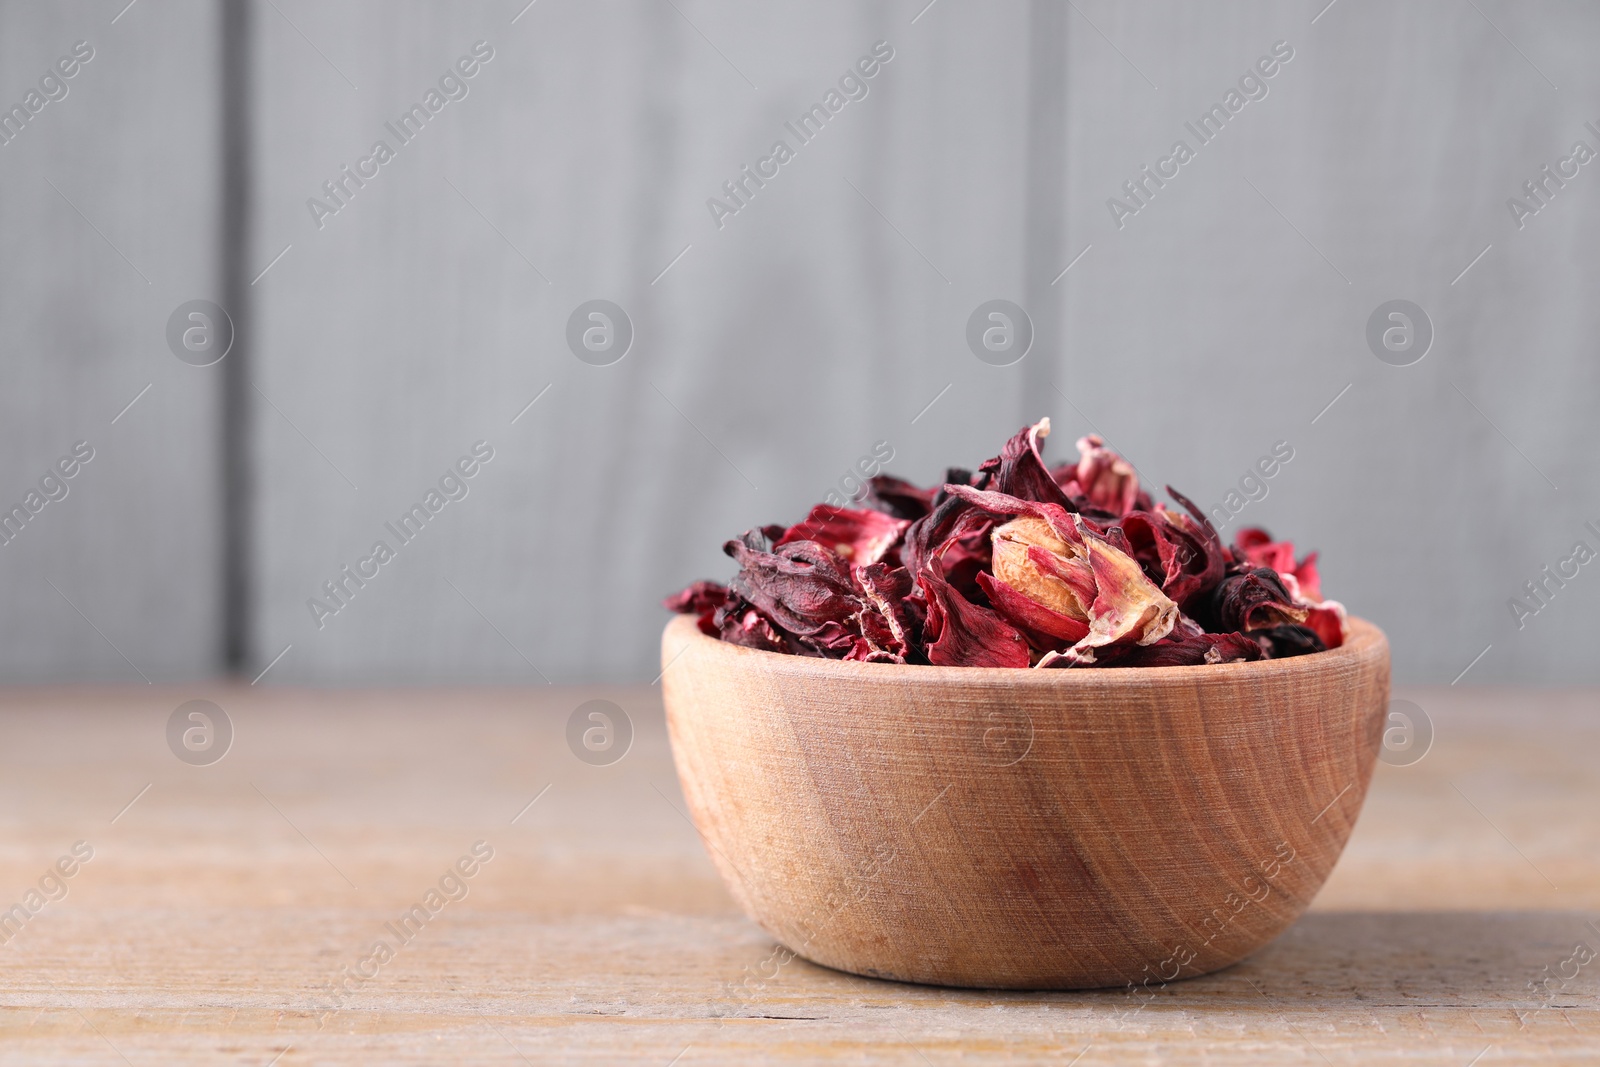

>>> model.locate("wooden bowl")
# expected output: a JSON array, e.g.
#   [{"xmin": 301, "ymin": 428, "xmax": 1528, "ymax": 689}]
[{"xmin": 661, "ymin": 613, "xmax": 1390, "ymax": 990}]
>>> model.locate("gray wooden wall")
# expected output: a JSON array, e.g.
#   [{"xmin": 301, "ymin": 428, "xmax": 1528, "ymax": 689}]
[
  {"xmin": 3, "ymin": 0, "xmax": 1597, "ymax": 686},
  {"xmin": 0, "ymin": 0, "xmax": 224, "ymax": 682}
]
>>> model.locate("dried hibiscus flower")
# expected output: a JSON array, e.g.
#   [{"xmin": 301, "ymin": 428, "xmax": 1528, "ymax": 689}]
[
  {"xmin": 1225, "ymin": 527, "xmax": 1348, "ymax": 655},
  {"xmin": 1060, "ymin": 434, "xmax": 1145, "ymax": 517},
  {"xmin": 665, "ymin": 419, "xmax": 1347, "ymax": 667},
  {"xmin": 774, "ymin": 503, "xmax": 909, "ymax": 567}
]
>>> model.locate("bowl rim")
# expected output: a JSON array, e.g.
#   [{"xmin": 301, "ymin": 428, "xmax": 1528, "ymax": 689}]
[{"xmin": 663, "ymin": 612, "xmax": 1388, "ymax": 688}]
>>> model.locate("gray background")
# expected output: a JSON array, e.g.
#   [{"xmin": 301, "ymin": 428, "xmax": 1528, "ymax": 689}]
[{"xmin": 1, "ymin": 0, "xmax": 1596, "ymax": 686}]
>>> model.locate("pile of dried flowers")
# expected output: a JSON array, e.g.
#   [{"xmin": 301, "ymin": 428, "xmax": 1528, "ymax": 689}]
[{"xmin": 665, "ymin": 419, "xmax": 1345, "ymax": 668}]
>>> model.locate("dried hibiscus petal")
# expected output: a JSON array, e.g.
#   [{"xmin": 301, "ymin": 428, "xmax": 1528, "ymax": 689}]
[
  {"xmin": 1069, "ymin": 434, "xmax": 1140, "ymax": 517},
  {"xmin": 775, "ymin": 504, "xmax": 910, "ymax": 567},
  {"xmin": 943, "ymin": 484, "xmax": 1083, "ymax": 544},
  {"xmin": 1207, "ymin": 567, "xmax": 1309, "ymax": 633},
  {"xmin": 1233, "ymin": 528, "xmax": 1323, "ymax": 602},
  {"xmin": 977, "ymin": 418, "xmax": 1076, "ymax": 509},
  {"xmin": 662, "ymin": 580, "xmax": 728, "ymax": 636},
  {"xmin": 936, "ymin": 527, "xmax": 992, "ymax": 604},
  {"xmin": 853, "ymin": 562, "xmax": 919, "ymax": 662},
  {"xmin": 665, "ymin": 419, "xmax": 1346, "ymax": 669},
  {"xmin": 1119, "ymin": 502, "xmax": 1226, "ymax": 613},
  {"xmin": 919, "ymin": 566, "xmax": 1031, "ymax": 668},
  {"xmin": 723, "ymin": 530, "xmax": 923, "ymax": 662},
  {"xmin": 976, "ymin": 570, "xmax": 1091, "ymax": 647},
  {"xmin": 931, "ymin": 487, "xmax": 1177, "ymax": 653},
  {"xmin": 716, "ymin": 599, "xmax": 789, "ymax": 653},
  {"xmin": 1161, "ymin": 491, "xmax": 1228, "ymax": 600},
  {"xmin": 860, "ymin": 475, "xmax": 937, "ymax": 520},
  {"xmin": 724, "ymin": 531, "xmax": 859, "ymax": 639},
  {"xmin": 902, "ymin": 492, "xmax": 993, "ymax": 585},
  {"xmin": 1301, "ymin": 602, "xmax": 1346, "ymax": 650},
  {"xmin": 1230, "ymin": 527, "xmax": 1344, "ymax": 648},
  {"xmin": 1252, "ymin": 624, "xmax": 1326, "ymax": 659},
  {"xmin": 1074, "ymin": 517, "xmax": 1179, "ymax": 649},
  {"xmin": 1096, "ymin": 630, "xmax": 1263, "ymax": 668}
]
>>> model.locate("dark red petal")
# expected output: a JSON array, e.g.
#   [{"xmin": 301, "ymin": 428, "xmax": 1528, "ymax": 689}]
[
  {"xmin": 1166, "ymin": 486, "xmax": 1223, "ymax": 537},
  {"xmin": 724, "ymin": 532, "xmax": 860, "ymax": 639},
  {"xmin": 977, "ymin": 571, "xmax": 1091, "ymax": 645},
  {"xmin": 800, "ymin": 619, "xmax": 865, "ymax": 657},
  {"xmin": 664, "ymin": 580, "xmax": 729, "ymax": 636},
  {"xmin": 1159, "ymin": 509, "xmax": 1227, "ymax": 602},
  {"xmin": 903, "ymin": 493, "xmax": 991, "ymax": 581},
  {"xmin": 1206, "ymin": 568, "xmax": 1309, "ymax": 632},
  {"xmin": 1108, "ymin": 631, "xmax": 1264, "ymax": 668},
  {"xmin": 1162, "ymin": 487, "xmax": 1230, "ymax": 595},
  {"xmin": 716, "ymin": 603, "xmax": 788, "ymax": 652},
  {"xmin": 775, "ymin": 505, "xmax": 910, "ymax": 567},
  {"xmin": 1231, "ymin": 527, "xmax": 1325, "ymax": 604},
  {"xmin": 663, "ymin": 580, "xmax": 727, "ymax": 615},
  {"xmin": 853, "ymin": 562, "xmax": 919, "ymax": 661},
  {"xmin": 920, "ymin": 567, "xmax": 1030, "ymax": 668},
  {"xmin": 940, "ymin": 483, "xmax": 1083, "ymax": 548},
  {"xmin": 1121, "ymin": 505, "xmax": 1227, "ymax": 613},
  {"xmin": 844, "ymin": 638, "xmax": 905, "ymax": 663},
  {"xmin": 861, "ymin": 475, "xmax": 937, "ymax": 520},
  {"xmin": 977, "ymin": 418, "xmax": 1077, "ymax": 509},
  {"xmin": 1118, "ymin": 512, "xmax": 1172, "ymax": 586},
  {"xmin": 1252, "ymin": 624, "xmax": 1326, "ymax": 659}
]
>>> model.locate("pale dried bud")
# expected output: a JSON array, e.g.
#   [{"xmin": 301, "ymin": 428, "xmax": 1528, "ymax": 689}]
[{"xmin": 991, "ymin": 516, "xmax": 1090, "ymax": 621}]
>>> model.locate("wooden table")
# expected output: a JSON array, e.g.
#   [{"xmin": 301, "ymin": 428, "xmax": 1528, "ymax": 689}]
[{"xmin": 0, "ymin": 683, "xmax": 1595, "ymax": 1064}]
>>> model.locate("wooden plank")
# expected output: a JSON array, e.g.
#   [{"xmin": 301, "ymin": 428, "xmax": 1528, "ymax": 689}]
[
  {"xmin": 243, "ymin": 0, "xmax": 1600, "ymax": 688},
  {"xmin": 0, "ymin": 0, "xmax": 225, "ymax": 681},
  {"xmin": 1057, "ymin": 0, "xmax": 1600, "ymax": 685},
  {"xmin": 245, "ymin": 0, "xmax": 1046, "ymax": 684},
  {"xmin": 0, "ymin": 683, "xmax": 1593, "ymax": 1062}
]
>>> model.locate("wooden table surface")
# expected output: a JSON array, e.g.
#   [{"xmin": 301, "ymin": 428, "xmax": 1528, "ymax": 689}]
[{"xmin": 0, "ymin": 682, "xmax": 1595, "ymax": 1064}]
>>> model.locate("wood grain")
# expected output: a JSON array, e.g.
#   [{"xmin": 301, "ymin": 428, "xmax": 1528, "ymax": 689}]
[
  {"xmin": 0, "ymin": 682, "xmax": 1595, "ymax": 1064},
  {"xmin": 661, "ymin": 614, "xmax": 1391, "ymax": 989}
]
